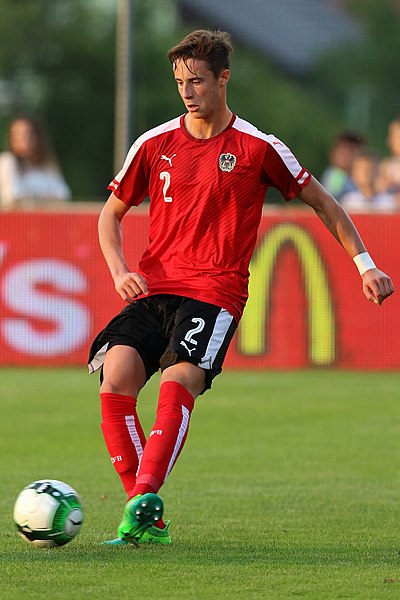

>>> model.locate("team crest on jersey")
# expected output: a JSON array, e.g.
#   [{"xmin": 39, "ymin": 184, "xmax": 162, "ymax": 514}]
[{"xmin": 219, "ymin": 152, "xmax": 236, "ymax": 172}]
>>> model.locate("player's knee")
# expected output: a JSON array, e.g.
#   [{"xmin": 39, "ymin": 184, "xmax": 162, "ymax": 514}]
[
  {"xmin": 100, "ymin": 380, "xmax": 137, "ymax": 396},
  {"xmin": 160, "ymin": 362, "xmax": 205, "ymax": 398}
]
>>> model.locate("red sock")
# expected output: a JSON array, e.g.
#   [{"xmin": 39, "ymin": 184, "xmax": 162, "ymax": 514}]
[
  {"xmin": 100, "ymin": 392, "xmax": 146, "ymax": 496},
  {"xmin": 131, "ymin": 381, "xmax": 195, "ymax": 496}
]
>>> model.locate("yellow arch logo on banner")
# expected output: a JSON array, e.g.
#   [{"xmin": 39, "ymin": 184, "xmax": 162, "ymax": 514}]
[{"xmin": 238, "ymin": 223, "xmax": 335, "ymax": 365}]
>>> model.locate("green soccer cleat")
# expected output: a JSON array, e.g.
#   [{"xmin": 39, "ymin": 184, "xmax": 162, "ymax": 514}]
[
  {"xmin": 103, "ymin": 520, "xmax": 171, "ymax": 546},
  {"xmin": 139, "ymin": 520, "xmax": 172, "ymax": 545},
  {"xmin": 116, "ymin": 493, "xmax": 164, "ymax": 544},
  {"xmin": 102, "ymin": 536, "xmax": 129, "ymax": 546}
]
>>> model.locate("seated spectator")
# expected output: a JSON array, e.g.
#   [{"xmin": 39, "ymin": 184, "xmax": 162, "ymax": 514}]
[
  {"xmin": 376, "ymin": 117, "xmax": 400, "ymax": 202},
  {"xmin": 0, "ymin": 115, "xmax": 71, "ymax": 209},
  {"xmin": 321, "ymin": 131, "xmax": 367, "ymax": 202},
  {"xmin": 341, "ymin": 151, "xmax": 398, "ymax": 213}
]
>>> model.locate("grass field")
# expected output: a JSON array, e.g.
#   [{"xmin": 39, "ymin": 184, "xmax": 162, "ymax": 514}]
[{"xmin": 0, "ymin": 367, "xmax": 399, "ymax": 599}]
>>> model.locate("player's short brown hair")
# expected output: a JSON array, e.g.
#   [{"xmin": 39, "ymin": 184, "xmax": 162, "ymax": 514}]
[{"xmin": 167, "ymin": 29, "xmax": 233, "ymax": 78}]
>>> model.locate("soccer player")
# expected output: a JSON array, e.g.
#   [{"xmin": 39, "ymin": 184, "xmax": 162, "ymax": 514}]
[{"xmin": 88, "ymin": 30, "xmax": 394, "ymax": 545}]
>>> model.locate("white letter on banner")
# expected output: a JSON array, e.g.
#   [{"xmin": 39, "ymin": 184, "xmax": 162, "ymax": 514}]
[{"xmin": 2, "ymin": 259, "xmax": 91, "ymax": 356}]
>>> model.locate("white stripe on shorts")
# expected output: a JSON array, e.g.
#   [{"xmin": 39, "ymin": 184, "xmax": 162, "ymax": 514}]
[
  {"xmin": 198, "ymin": 308, "xmax": 234, "ymax": 370},
  {"xmin": 164, "ymin": 405, "xmax": 190, "ymax": 481}
]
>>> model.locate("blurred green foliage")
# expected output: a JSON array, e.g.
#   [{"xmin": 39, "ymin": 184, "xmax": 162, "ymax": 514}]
[
  {"xmin": 315, "ymin": 0, "xmax": 400, "ymax": 158},
  {"xmin": 0, "ymin": 0, "xmax": 116, "ymax": 198},
  {"xmin": 0, "ymin": 0, "xmax": 398, "ymax": 200}
]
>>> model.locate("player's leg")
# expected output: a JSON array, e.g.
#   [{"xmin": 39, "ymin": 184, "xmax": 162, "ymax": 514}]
[
  {"xmin": 88, "ymin": 298, "xmax": 169, "ymax": 544},
  {"xmin": 111, "ymin": 360, "xmax": 202, "ymax": 545},
  {"xmin": 101, "ymin": 350, "xmax": 166, "ymax": 545},
  {"xmin": 96, "ymin": 345, "xmax": 166, "ymax": 545},
  {"xmin": 88, "ymin": 299, "xmax": 167, "ymax": 498},
  {"xmin": 132, "ymin": 361, "xmax": 204, "ymax": 497},
  {"xmin": 100, "ymin": 345, "xmax": 147, "ymax": 497},
  {"xmin": 131, "ymin": 298, "xmax": 237, "ymax": 497}
]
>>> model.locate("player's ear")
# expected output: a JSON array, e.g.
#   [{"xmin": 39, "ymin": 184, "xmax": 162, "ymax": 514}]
[{"xmin": 219, "ymin": 69, "xmax": 230, "ymax": 86}]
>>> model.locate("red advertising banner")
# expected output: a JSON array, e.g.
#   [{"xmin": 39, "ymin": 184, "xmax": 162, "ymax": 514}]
[{"xmin": 0, "ymin": 209, "xmax": 398, "ymax": 369}]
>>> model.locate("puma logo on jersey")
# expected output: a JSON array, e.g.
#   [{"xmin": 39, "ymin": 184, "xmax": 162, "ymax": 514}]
[
  {"xmin": 160, "ymin": 153, "xmax": 176, "ymax": 167},
  {"xmin": 219, "ymin": 152, "xmax": 236, "ymax": 172}
]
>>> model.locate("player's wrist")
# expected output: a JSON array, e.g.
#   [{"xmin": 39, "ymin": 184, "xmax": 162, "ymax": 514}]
[{"xmin": 353, "ymin": 252, "xmax": 376, "ymax": 276}]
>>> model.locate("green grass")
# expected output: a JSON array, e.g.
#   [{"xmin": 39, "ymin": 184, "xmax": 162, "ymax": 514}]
[{"xmin": 1, "ymin": 368, "xmax": 399, "ymax": 599}]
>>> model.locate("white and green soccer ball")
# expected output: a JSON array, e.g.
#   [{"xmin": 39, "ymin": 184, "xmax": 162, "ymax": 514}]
[{"xmin": 13, "ymin": 479, "xmax": 83, "ymax": 547}]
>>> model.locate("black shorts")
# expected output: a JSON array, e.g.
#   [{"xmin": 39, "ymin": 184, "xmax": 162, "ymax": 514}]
[{"xmin": 88, "ymin": 294, "xmax": 237, "ymax": 393}]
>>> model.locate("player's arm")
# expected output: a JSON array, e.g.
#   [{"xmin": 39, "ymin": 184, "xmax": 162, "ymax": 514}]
[
  {"xmin": 298, "ymin": 176, "xmax": 394, "ymax": 305},
  {"xmin": 98, "ymin": 192, "xmax": 148, "ymax": 302}
]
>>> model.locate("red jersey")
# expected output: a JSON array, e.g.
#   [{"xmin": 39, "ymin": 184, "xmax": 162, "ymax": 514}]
[{"xmin": 109, "ymin": 114, "xmax": 311, "ymax": 322}]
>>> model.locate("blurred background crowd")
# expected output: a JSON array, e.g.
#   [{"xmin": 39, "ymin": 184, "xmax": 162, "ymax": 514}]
[{"xmin": 0, "ymin": 0, "xmax": 399, "ymax": 211}]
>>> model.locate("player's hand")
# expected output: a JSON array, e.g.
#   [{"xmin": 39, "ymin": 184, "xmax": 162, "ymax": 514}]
[
  {"xmin": 362, "ymin": 268, "xmax": 394, "ymax": 305},
  {"xmin": 113, "ymin": 272, "xmax": 149, "ymax": 302}
]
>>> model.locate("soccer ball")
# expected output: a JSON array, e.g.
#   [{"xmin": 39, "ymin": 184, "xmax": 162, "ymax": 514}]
[{"xmin": 13, "ymin": 479, "xmax": 83, "ymax": 547}]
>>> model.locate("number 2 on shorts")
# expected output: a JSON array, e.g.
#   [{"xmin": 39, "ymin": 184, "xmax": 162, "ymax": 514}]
[{"xmin": 184, "ymin": 318, "xmax": 205, "ymax": 346}]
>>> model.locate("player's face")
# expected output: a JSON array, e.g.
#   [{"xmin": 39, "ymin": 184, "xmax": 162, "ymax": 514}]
[{"xmin": 173, "ymin": 59, "xmax": 229, "ymax": 120}]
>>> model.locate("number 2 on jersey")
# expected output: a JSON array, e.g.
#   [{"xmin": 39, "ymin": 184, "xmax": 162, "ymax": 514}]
[{"xmin": 160, "ymin": 171, "xmax": 172, "ymax": 202}]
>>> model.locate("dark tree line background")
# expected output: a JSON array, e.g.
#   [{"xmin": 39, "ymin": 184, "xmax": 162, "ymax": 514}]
[{"xmin": 0, "ymin": 0, "xmax": 399, "ymax": 200}]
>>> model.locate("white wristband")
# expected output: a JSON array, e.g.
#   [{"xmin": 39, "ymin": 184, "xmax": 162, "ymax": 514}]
[{"xmin": 353, "ymin": 252, "xmax": 376, "ymax": 276}]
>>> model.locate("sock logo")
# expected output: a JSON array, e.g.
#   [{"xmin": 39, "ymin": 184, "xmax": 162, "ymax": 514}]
[
  {"xmin": 111, "ymin": 454, "xmax": 123, "ymax": 464},
  {"xmin": 150, "ymin": 429, "xmax": 163, "ymax": 437}
]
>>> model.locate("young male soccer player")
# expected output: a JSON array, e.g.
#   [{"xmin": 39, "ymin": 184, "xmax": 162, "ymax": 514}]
[{"xmin": 89, "ymin": 30, "xmax": 394, "ymax": 545}]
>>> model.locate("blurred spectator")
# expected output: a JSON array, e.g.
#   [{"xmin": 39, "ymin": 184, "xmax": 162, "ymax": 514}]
[
  {"xmin": 0, "ymin": 115, "xmax": 71, "ymax": 209},
  {"xmin": 321, "ymin": 130, "xmax": 367, "ymax": 201},
  {"xmin": 341, "ymin": 151, "xmax": 398, "ymax": 213},
  {"xmin": 375, "ymin": 117, "xmax": 400, "ymax": 208}
]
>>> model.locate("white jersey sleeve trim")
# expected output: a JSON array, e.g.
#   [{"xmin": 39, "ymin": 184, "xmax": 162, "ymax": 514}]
[
  {"xmin": 232, "ymin": 116, "xmax": 309, "ymax": 181},
  {"xmin": 110, "ymin": 116, "xmax": 182, "ymax": 190}
]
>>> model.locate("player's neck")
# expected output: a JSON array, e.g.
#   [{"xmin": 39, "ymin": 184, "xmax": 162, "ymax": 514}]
[{"xmin": 184, "ymin": 107, "xmax": 233, "ymax": 140}]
